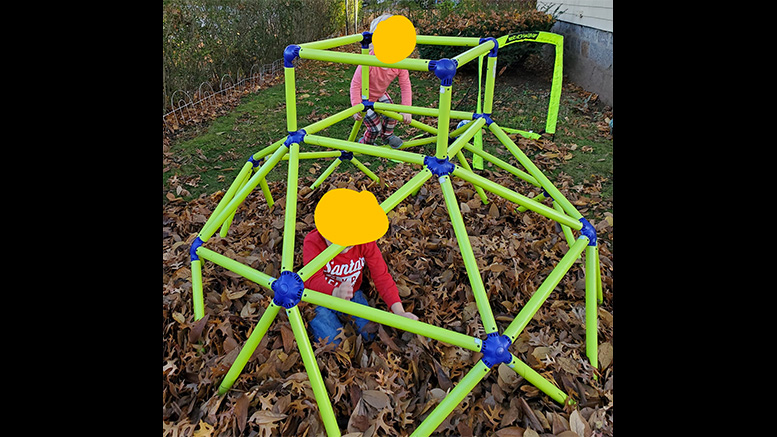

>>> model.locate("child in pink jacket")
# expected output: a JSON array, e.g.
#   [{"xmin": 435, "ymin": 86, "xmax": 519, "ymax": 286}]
[{"xmin": 349, "ymin": 15, "xmax": 413, "ymax": 148}]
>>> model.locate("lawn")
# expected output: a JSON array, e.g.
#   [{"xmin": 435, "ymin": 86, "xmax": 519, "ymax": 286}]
[{"xmin": 163, "ymin": 48, "xmax": 613, "ymax": 213}]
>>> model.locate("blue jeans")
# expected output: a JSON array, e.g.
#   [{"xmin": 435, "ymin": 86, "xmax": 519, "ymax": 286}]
[{"xmin": 309, "ymin": 290, "xmax": 375, "ymax": 346}]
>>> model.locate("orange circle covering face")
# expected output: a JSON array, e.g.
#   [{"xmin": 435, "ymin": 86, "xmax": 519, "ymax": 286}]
[
  {"xmin": 372, "ymin": 15, "xmax": 417, "ymax": 64},
  {"xmin": 314, "ymin": 188, "xmax": 389, "ymax": 246}
]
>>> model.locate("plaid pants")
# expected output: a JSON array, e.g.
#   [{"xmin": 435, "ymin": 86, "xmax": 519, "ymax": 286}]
[{"xmin": 359, "ymin": 93, "xmax": 397, "ymax": 145}]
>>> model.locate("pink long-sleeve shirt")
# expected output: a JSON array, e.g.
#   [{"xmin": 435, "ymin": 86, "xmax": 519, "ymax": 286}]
[{"xmin": 349, "ymin": 50, "xmax": 413, "ymax": 108}]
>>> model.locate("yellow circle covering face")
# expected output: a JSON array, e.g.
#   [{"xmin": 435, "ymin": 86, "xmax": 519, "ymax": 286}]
[
  {"xmin": 314, "ymin": 188, "xmax": 389, "ymax": 246},
  {"xmin": 372, "ymin": 15, "xmax": 417, "ymax": 64}
]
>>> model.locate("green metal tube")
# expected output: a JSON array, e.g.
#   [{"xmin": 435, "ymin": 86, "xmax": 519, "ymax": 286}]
[
  {"xmin": 297, "ymin": 242, "xmax": 346, "ymax": 282},
  {"xmin": 350, "ymin": 156, "xmax": 380, "ymax": 183},
  {"xmin": 411, "ymin": 361, "xmax": 491, "ymax": 437},
  {"xmin": 473, "ymin": 54, "xmax": 484, "ymax": 170},
  {"xmin": 483, "ymin": 56, "xmax": 498, "ymax": 114},
  {"xmin": 454, "ymin": 150, "xmax": 488, "ymax": 205},
  {"xmin": 284, "ymin": 151, "xmax": 342, "ymax": 160},
  {"xmin": 310, "ymin": 158, "xmax": 342, "ymax": 190},
  {"xmin": 451, "ymin": 166, "xmax": 582, "ymax": 230},
  {"xmin": 489, "ymin": 122, "xmax": 583, "ymax": 220},
  {"xmin": 220, "ymin": 163, "xmax": 253, "ymax": 237},
  {"xmin": 585, "ymin": 244, "xmax": 598, "ymax": 368},
  {"xmin": 546, "ymin": 40, "xmax": 564, "ymax": 135},
  {"xmin": 436, "ymin": 85, "xmax": 453, "ymax": 159},
  {"xmin": 554, "ymin": 200, "xmax": 576, "ymax": 248},
  {"xmin": 415, "ymin": 35, "xmax": 482, "ymax": 46},
  {"xmin": 299, "ymin": 47, "xmax": 431, "ymax": 72},
  {"xmin": 298, "ymin": 33, "xmax": 364, "ymax": 49},
  {"xmin": 374, "ymin": 109, "xmax": 438, "ymax": 135},
  {"xmin": 503, "ymin": 236, "xmax": 589, "ymax": 342},
  {"xmin": 461, "ymin": 142, "xmax": 540, "ymax": 186},
  {"xmin": 218, "ymin": 302, "xmax": 282, "ymax": 395},
  {"xmin": 302, "ymin": 104, "xmax": 364, "ymax": 135},
  {"xmin": 201, "ymin": 161, "xmax": 254, "ymax": 236},
  {"xmin": 286, "ymin": 305, "xmax": 341, "ymax": 437},
  {"xmin": 305, "ymin": 134, "xmax": 426, "ymax": 166},
  {"xmin": 249, "ymin": 139, "xmax": 285, "ymax": 162},
  {"xmin": 452, "ymin": 40, "xmax": 494, "ymax": 68},
  {"xmin": 596, "ymin": 248, "xmax": 603, "ymax": 304},
  {"xmin": 281, "ymin": 143, "xmax": 300, "ymax": 272},
  {"xmin": 302, "ymin": 289, "xmax": 481, "ymax": 352},
  {"xmin": 191, "ymin": 259, "xmax": 204, "ymax": 321},
  {"xmin": 374, "ymin": 101, "xmax": 473, "ymax": 121},
  {"xmin": 380, "ymin": 168, "xmax": 433, "ymax": 213},
  {"xmin": 348, "ymin": 117, "xmax": 364, "ymax": 142},
  {"xmin": 284, "ymin": 67, "xmax": 297, "ymax": 132},
  {"xmin": 259, "ymin": 174, "xmax": 274, "ymax": 208},
  {"xmin": 499, "ymin": 126, "xmax": 542, "ymax": 140},
  {"xmin": 508, "ymin": 355, "xmax": 568, "ymax": 404},
  {"xmin": 447, "ymin": 117, "xmax": 486, "ymax": 158},
  {"xmin": 439, "ymin": 175, "xmax": 498, "ymax": 333},
  {"xmin": 199, "ymin": 144, "xmax": 289, "ymax": 242},
  {"xmin": 400, "ymin": 135, "xmax": 438, "ymax": 149},
  {"xmin": 196, "ymin": 247, "xmax": 276, "ymax": 290},
  {"xmin": 361, "ymin": 47, "xmax": 370, "ymax": 100}
]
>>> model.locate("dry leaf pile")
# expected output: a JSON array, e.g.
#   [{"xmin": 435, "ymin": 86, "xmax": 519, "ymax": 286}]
[{"xmin": 163, "ymin": 146, "xmax": 614, "ymax": 437}]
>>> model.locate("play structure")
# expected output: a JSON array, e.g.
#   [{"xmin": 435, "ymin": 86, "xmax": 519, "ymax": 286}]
[{"xmin": 188, "ymin": 29, "xmax": 603, "ymax": 437}]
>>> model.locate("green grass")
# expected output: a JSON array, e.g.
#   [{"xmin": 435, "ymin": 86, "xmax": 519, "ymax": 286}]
[{"xmin": 163, "ymin": 55, "xmax": 612, "ymax": 207}]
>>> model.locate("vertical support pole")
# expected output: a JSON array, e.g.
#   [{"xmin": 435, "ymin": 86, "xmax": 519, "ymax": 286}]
[
  {"xmin": 281, "ymin": 142, "xmax": 300, "ymax": 272},
  {"xmin": 482, "ymin": 55, "xmax": 498, "ymax": 115},
  {"xmin": 473, "ymin": 54, "xmax": 484, "ymax": 170},
  {"xmin": 218, "ymin": 302, "xmax": 282, "ymax": 395},
  {"xmin": 439, "ymin": 175, "xmax": 498, "ymax": 334},
  {"xmin": 284, "ymin": 66, "xmax": 297, "ymax": 132},
  {"xmin": 411, "ymin": 361, "xmax": 490, "ymax": 437},
  {"xmin": 585, "ymin": 244, "xmax": 599, "ymax": 369},
  {"xmin": 286, "ymin": 305, "xmax": 341, "ymax": 437},
  {"xmin": 191, "ymin": 259, "xmax": 204, "ymax": 320},
  {"xmin": 361, "ymin": 46, "xmax": 370, "ymax": 101},
  {"xmin": 545, "ymin": 40, "xmax": 563, "ymax": 136},
  {"xmin": 436, "ymin": 84, "xmax": 453, "ymax": 159}
]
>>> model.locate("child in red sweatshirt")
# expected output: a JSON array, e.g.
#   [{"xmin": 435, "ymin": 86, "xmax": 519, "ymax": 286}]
[{"xmin": 303, "ymin": 228, "xmax": 418, "ymax": 346}]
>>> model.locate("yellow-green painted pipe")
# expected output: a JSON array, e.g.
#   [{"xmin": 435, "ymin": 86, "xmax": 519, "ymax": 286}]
[
  {"xmin": 201, "ymin": 161, "xmax": 254, "ymax": 236},
  {"xmin": 451, "ymin": 165, "xmax": 582, "ymax": 230},
  {"xmin": 483, "ymin": 56, "xmax": 498, "ymax": 114},
  {"xmin": 286, "ymin": 305, "xmax": 341, "ymax": 437},
  {"xmin": 461, "ymin": 142, "xmax": 540, "ymax": 186},
  {"xmin": 305, "ymin": 134, "xmax": 426, "ymax": 166},
  {"xmin": 503, "ymin": 236, "xmax": 589, "ymax": 342},
  {"xmin": 489, "ymin": 122, "xmax": 583, "ymax": 220},
  {"xmin": 284, "ymin": 67, "xmax": 297, "ymax": 132},
  {"xmin": 191, "ymin": 259, "xmax": 204, "ymax": 320},
  {"xmin": 302, "ymin": 104, "xmax": 364, "ymax": 135},
  {"xmin": 302, "ymin": 289, "xmax": 481, "ymax": 352},
  {"xmin": 350, "ymin": 156, "xmax": 379, "ymax": 183},
  {"xmin": 436, "ymin": 85, "xmax": 453, "ymax": 159},
  {"xmin": 454, "ymin": 150, "xmax": 488, "ymax": 205},
  {"xmin": 374, "ymin": 101, "xmax": 473, "ymax": 121},
  {"xmin": 281, "ymin": 143, "xmax": 300, "ymax": 272},
  {"xmin": 299, "ymin": 47, "xmax": 431, "ymax": 72},
  {"xmin": 439, "ymin": 175, "xmax": 498, "ymax": 333},
  {"xmin": 452, "ymin": 39, "xmax": 494, "ymax": 68},
  {"xmin": 415, "ymin": 35, "xmax": 482, "ymax": 46},
  {"xmin": 298, "ymin": 33, "xmax": 364, "ymax": 49},
  {"xmin": 411, "ymin": 361, "xmax": 490, "ymax": 437},
  {"xmin": 310, "ymin": 158, "xmax": 342, "ymax": 190},
  {"xmin": 585, "ymin": 244, "xmax": 599, "ymax": 369},
  {"xmin": 196, "ymin": 247, "xmax": 275, "ymax": 290},
  {"xmin": 218, "ymin": 302, "xmax": 282, "ymax": 394},
  {"xmin": 508, "ymin": 355, "xmax": 568, "ymax": 404}
]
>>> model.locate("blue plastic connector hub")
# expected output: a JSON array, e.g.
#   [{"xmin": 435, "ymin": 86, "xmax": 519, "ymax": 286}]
[
  {"xmin": 361, "ymin": 31, "xmax": 373, "ymax": 49},
  {"xmin": 339, "ymin": 150, "xmax": 353, "ymax": 161},
  {"xmin": 429, "ymin": 58, "xmax": 458, "ymax": 86},
  {"xmin": 424, "ymin": 155, "xmax": 455, "ymax": 177},
  {"xmin": 479, "ymin": 37, "xmax": 499, "ymax": 57},
  {"xmin": 361, "ymin": 99, "xmax": 374, "ymax": 112},
  {"xmin": 579, "ymin": 217, "xmax": 597, "ymax": 246},
  {"xmin": 283, "ymin": 44, "xmax": 301, "ymax": 68},
  {"xmin": 284, "ymin": 129, "xmax": 306, "ymax": 147},
  {"xmin": 271, "ymin": 271, "xmax": 305, "ymax": 309},
  {"xmin": 480, "ymin": 332, "xmax": 512, "ymax": 368},
  {"xmin": 472, "ymin": 113, "xmax": 494, "ymax": 126},
  {"xmin": 247, "ymin": 155, "xmax": 262, "ymax": 168},
  {"xmin": 190, "ymin": 236, "xmax": 204, "ymax": 262},
  {"xmin": 542, "ymin": 188, "xmax": 553, "ymax": 201}
]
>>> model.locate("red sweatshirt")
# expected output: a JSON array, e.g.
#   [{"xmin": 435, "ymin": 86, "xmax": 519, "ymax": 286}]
[{"xmin": 302, "ymin": 228, "xmax": 401, "ymax": 309}]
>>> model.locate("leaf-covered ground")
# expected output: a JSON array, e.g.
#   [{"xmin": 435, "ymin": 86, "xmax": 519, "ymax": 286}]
[{"xmin": 162, "ymin": 140, "xmax": 614, "ymax": 437}]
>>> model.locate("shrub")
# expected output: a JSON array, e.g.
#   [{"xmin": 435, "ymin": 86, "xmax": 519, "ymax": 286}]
[{"xmin": 413, "ymin": 8, "xmax": 556, "ymax": 72}]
